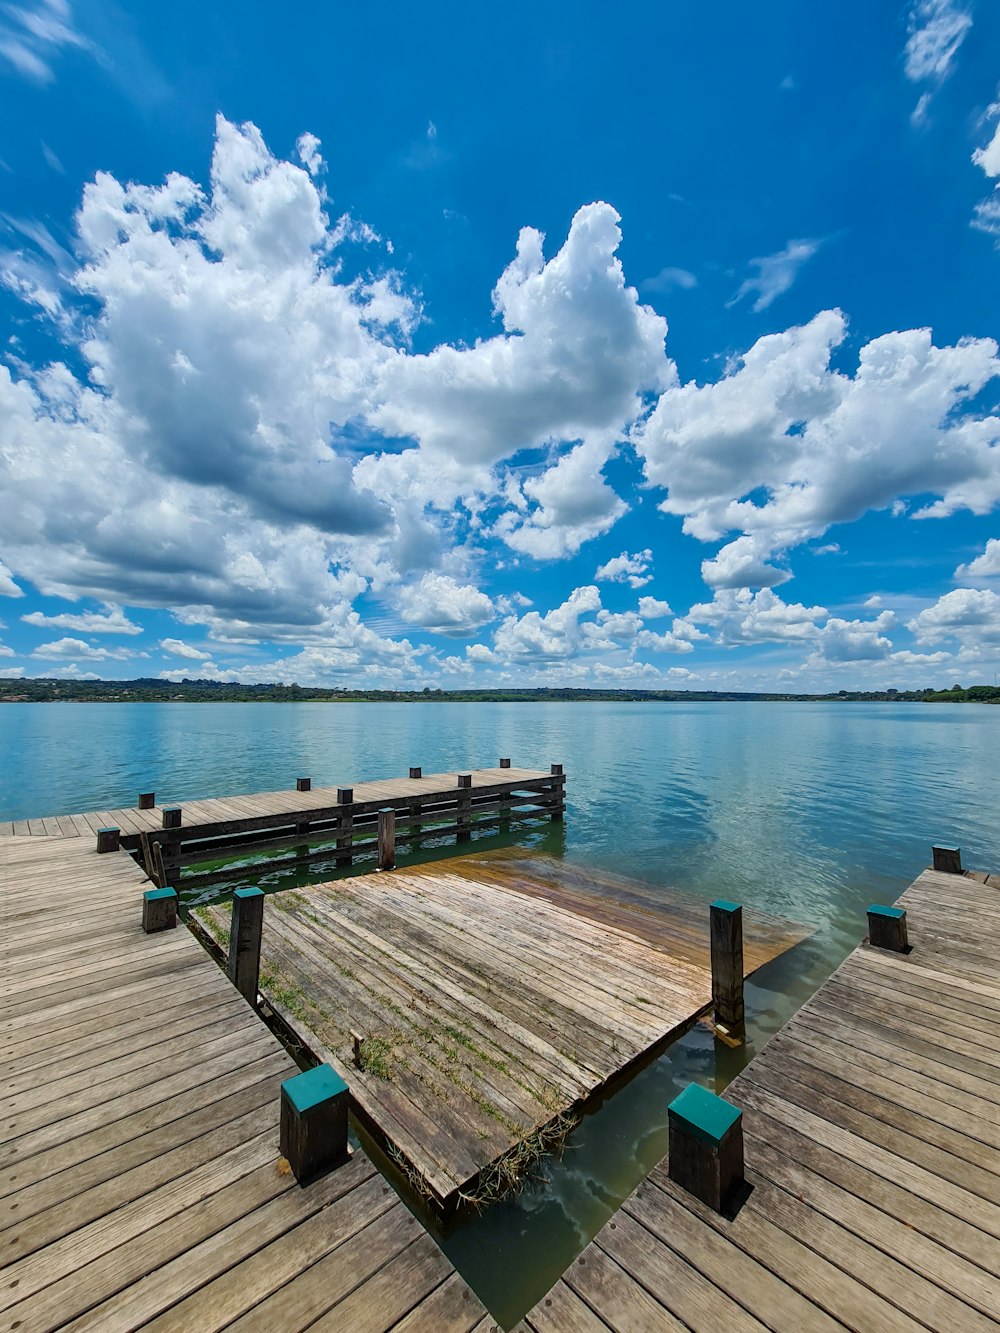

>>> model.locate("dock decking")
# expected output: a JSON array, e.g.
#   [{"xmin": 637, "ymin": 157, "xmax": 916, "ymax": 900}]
[
  {"xmin": 523, "ymin": 863, "xmax": 1000, "ymax": 1331},
  {"xmin": 197, "ymin": 852, "xmax": 810, "ymax": 1210},
  {"xmin": 0, "ymin": 835, "xmax": 491, "ymax": 1332}
]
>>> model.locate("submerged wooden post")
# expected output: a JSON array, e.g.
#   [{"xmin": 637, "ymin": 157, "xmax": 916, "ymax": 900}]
[
  {"xmin": 142, "ymin": 886, "xmax": 177, "ymax": 933},
  {"xmin": 296, "ymin": 777, "xmax": 311, "ymax": 792},
  {"xmin": 457, "ymin": 773, "xmax": 472, "ymax": 841},
  {"xmin": 336, "ymin": 788, "xmax": 353, "ymax": 867},
  {"xmin": 162, "ymin": 807, "xmax": 182, "ymax": 829},
  {"xmin": 378, "ymin": 808, "xmax": 396, "ymax": 870},
  {"xmin": 228, "ymin": 887, "xmax": 264, "ymax": 1003},
  {"xmin": 710, "ymin": 899, "xmax": 745, "ymax": 1042},
  {"xmin": 932, "ymin": 844, "xmax": 962, "ymax": 874},
  {"xmin": 668, "ymin": 1083, "xmax": 744, "ymax": 1212},
  {"xmin": 409, "ymin": 766, "xmax": 422, "ymax": 779},
  {"xmin": 138, "ymin": 792, "xmax": 155, "ymax": 810},
  {"xmin": 867, "ymin": 904, "xmax": 909, "ymax": 952},
  {"xmin": 279, "ymin": 1063, "xmax": 349, "ymax": 1182},
  {"xmin": 96, "ymin": 826, "xmax": 120, "ymax": 853}
]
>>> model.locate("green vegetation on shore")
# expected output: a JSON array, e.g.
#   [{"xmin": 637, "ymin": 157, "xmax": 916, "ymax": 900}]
[{"xmin": 2, "ymin": 678, "xmax": 998, "ymax": 704}]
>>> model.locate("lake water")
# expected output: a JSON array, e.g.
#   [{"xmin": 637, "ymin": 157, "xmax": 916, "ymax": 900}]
[{"xmin": 3, "ymin": 700, "xmax": 997, "ymax": 1324}]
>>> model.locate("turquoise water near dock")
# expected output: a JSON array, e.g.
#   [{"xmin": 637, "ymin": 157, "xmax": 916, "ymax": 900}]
[{"xmin": 3, "ymin": 699, "xmax": 997, "ymax": 1324}]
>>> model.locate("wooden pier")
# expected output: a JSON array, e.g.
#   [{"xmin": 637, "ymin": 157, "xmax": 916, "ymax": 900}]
[
  {"xmin": 522, "ymin": 861, "xmax": 1000, "ymax": 1331},
  {"xmin": 0, "ymin": 765, "xmax": 564, "ymax": 893},
  {"xmin": 195, "ymin": 851, "xmax": 810, "ymax": 1211},
  {"xmin": 0, "ymin": 835, "xmax": 491, "ymax": 1331}
]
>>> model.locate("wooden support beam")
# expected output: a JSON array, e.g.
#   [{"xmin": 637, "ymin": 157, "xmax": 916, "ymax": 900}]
[
  {"xmin": 933, "ymin": 844, "xmax": 963, "ymax": 874},
  {"xmin": 409, "ymin": 766, "xmax": 422, "ymax": 779},
  {"xmin": 377, "ymin": 808, "xmax": 396, "ymax": 871},
  {"xmin": 96, "ymin": 826, "xmax": 120, "ymax": 854},
  {"xmin": 667, "ymin": 1082, "xmax": 744, "ymax": 1212},
  {"xmin": 228, "ymin": 887, "xmax": 264, "ymax": 1003},
  {"xmin": 279, "ymin": 1063, "xmax": 349, "ymax": 1183},
  {"xmin": 549, "ymin": 764, "xmax": 565, "ymax": 822},
  {"xmin": 867, "ymin": 903, "xmax": 909, "ymax": 953},
  {"xmin": 162, "ymin": 807, "xmax": 182, "ymax": 829},
  {"xmin": 138, "ymin": 792, "xmax": 155, "ymax": 810},
  {"xmin": 710, "ymin": 899, "xmax": 745, "ymax": 1042},
  {"xmin": 142, "ymin": 886, "xmax": 177, "ymax": 933},
  {"xmin": 336, "ymin": 803, "xmax": 353, "ymax": 867},
  {"xmin": 296, "ymin": 777, "xmax": 311, "ymax": 792}
]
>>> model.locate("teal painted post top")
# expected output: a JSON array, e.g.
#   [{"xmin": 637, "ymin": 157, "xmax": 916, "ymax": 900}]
[
  {"xmin": 669, "ymin": 1083, "xmax": 742, "ymax": 1145},
  {"xmin": 234, "ymin": 887, "xmax": 264, "ymax": 902},
  {"xmin": 144, "ymin": 887, "xmax": 177, "ymax": 902},
  {"xmin": 710, "ymin": 898, "xmax": 742, "ymax": 914},
  {"xmin": 282, "ymin": 1063, "xmax": 348, "ymax": 1114},
  {"xmin": 868, "ymin": 904, "xmax": 905, "ymax": 920}
]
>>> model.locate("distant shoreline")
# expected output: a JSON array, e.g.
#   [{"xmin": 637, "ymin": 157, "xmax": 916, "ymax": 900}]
[{"xmin": 1, "ymin": 681, "xmax": 998, "ymax": 705}]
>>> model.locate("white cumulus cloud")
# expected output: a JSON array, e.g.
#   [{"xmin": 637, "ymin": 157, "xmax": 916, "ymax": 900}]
[
  {"xmin": 22, "ymin": 604, "xmax": 142, "ymax": 634},
  {"xmin": 595, "ymin": 549, "xmax": 653, "ymax": 589}
]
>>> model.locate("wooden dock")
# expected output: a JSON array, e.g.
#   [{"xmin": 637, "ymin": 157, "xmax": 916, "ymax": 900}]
[
  {"xmin": 196, "ymin": 851, "xmax": 810, "ymax": 1211},
  {"xmin": 522, "ymin": 863, "xmax": 1000, "ymax": 1331},
  {"xmin": 0, "ymin": 766, "xmax": 563, "ymax": 893},
  {"xmin": 0, "ymin": 834, "xmax": 492, "ymax": 1331}
]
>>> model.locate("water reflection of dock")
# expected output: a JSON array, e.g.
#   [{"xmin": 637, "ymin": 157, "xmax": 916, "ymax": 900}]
[{"xmin": 524, "ymin": 859, "xmax": 1000, "ymax": 1331}]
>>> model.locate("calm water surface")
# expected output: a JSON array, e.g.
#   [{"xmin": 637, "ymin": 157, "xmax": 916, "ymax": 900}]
[{"xmin": 3, "ymin": 700, "xmax": 997, "ymax": 1325}]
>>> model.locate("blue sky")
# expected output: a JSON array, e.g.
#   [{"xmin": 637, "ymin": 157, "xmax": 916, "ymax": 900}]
[{"xmin": 1, "ymin": 0, "xmax": 999, "ymax": 690}]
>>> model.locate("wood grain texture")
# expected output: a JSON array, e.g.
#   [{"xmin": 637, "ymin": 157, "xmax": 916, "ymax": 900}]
[
  {"xmin": 527, "ymin": 862, "xmax": 1000, "ymax": 1332},
  {"xmin": 197, "ymin": 850, "xmax": 807, "ymax": 1209},
  {"xmin": 0, "ymin": 835, "xmax": 487, "ymax": 1331}
]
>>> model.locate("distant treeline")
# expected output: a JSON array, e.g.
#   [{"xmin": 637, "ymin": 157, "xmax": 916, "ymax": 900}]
[{"xmin": 2, "ymin": 679, "xmax": 999, "ymax": 704}]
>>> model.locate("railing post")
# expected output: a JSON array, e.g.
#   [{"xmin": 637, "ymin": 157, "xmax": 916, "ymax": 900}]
[
  {"xmin": 162, "ymin": 807, "xmax": 182, "ymax": 829},
  {"xmin": 932, "ymin": 844, "xmax": 962, "ymax": 874},
  {"xmin": 457, "ymin": 773, "xmax": 472, "ymax": 841},
  {"xmin": 280, "ymin": 1064, "xmax": 349, "ymax": 1182},
  {"xmin": 409, "ymin": 766, "xmax": 422, "ymax": 779},
  {"xmin": 96, "ymin": 826, "xmax": 120, "ymax": 854},
  {"xmin": 228, "ymin": 887, "xmax": 264, "ymax": 1004},
  {"xmin": 378, "ymin": 808, "xmax": 396, "ymax": 870},
  {"xmin": 867, "ymin": 904, "xmax": 909, "ymax": 952},
  {"xmin": 142, "ymin": 886, "xmax": 177, "ymax": 933},
  {"xmin": 138, "ymin": 792, "xmax": 155, "ymax": 810},
  {"xmin": 336, "ymin": 788, "xmax": 353, "ymax": 867},
  {"xmin": 668, "ymin": 1083, "xmax": 744, "ymax": 1212},
  {"xmin": 710, "ymin": 899, "xmax": 745, "ymax": 1043},
  {"xmin": 296, "ymin": 776, "xmax": 311, "ymax": 792},
  {"xmin": 499, "ymin": 757, "xmax": 511, "ymax": 769}
]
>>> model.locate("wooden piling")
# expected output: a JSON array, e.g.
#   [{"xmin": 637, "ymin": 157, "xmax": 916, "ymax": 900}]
[
  {"xmin": 710, "ymin": 899, "xmax": 745, "ymax": 1042},
  {"xmin": 96, "ymin": 826, "xmax": 120, "ymax": 854},
  {"xmin": 932, "ymin": 844, "xmax": 963, "ymax": 874},
  {"xmin": 138, "ymin": 792, "xmax": 155, "ymax": 810},
  {"xmin": 162, "ymin": 807, "xmax": 182, "ymax": 829},
  {"xmin": 867, "ymin": 903, "xmax": 909, "ymax": 952},
  {"xmin": 667, "ymin": 1082, "xmax": 744, "ymax": 1212},
  {"xmin": 142, "ymin": 886, "xmax": 177, "ymax": 933},
  {"xmin": 499, "ymin": 757, "xmax": 511, "ymax": 769},
  {"xmin": 296, "ymin": 777, "xmax": 311, "ymax": 792},
  {"xmin": 549, "ymin": 763, "xmax": 565, "ymax": 821},
  {"xmin": 228, "ymin": 887, "xmax": 264, "ymax": 1003},
  {"xmin": 377, "ymin": 808, "xmax": 396, "ymax": 870},
  {"xmin": 457, "ymin": 773, "xmax": 472, "ymax": 841},
  {"xmin": 279, "ymin": 1063, "xmax": 349, "ymax": 1182},
  {"xmin": 336, "ymin": 790, "xmax": 353, "ymax": 867},
  {"xmin": 409, "ymin": 766, "xmax": 422, "ymax": 779}
]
